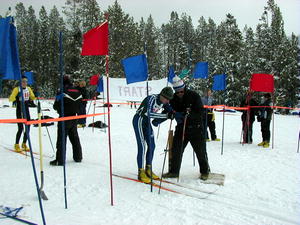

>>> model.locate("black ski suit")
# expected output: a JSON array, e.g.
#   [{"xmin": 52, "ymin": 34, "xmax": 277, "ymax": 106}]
[
  {"xmin": 257, "ymin": 98, "xmax": 272, "ymax": 142},
  {"xmin": 240, "ymin": 97, "xmax": 258, "ymax": 143},
  {"xmin": 169, "ymin": 88, "xmax": 210, "ymax": 175},
  {"xmin": 53, "ymin": 85, "xmax": 83, "ymax": 164}
]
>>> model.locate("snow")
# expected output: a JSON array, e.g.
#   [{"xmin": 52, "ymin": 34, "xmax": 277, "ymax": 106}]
[{"xmin": 0, "ymin": 98, "xmax": 299, "ymax": 225}]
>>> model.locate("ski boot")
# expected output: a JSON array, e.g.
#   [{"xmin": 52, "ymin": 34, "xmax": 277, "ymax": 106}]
[
  {"xmin": 200, "ymin": 173, "xmax": 210, "ymax": 181},
  {"xmin": 257, "ymin": 141, "xmax": 265, "ymax": 146},
  {"xmin": 138, "ymin": 168, "xmax": 151, "ymax": 184},
  {"xmin": 162, "ymin": 172, "xmax": 179, "ymax": 178},
  {"xmin": 21, "ymin": 143, "xmax": 30, "ymax": 152},
  {"xmin": 212, "ymin": 138, "xmax": 221, "ymax": 141},
  {"xmin": 14, "ymin": 144, "xmax": 22, "ymax": 152},
  {"xmin": 145, "ymin": 165, "xmax": 160, "ymax": 180},
  {"xmin": 263, "ymin": 142, "xmax": 270, "ymax": 148}
]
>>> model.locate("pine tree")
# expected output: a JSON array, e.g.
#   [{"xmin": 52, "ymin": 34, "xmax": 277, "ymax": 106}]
[
  {"xmin": 107, "ymin": 0, "xmax": 142, "ymax": 78},
  {"xmin": 63, "ymin": 0, "xmax": 83, "ymax": 77},
  {"xmin": 47, "ymin": 6, "xmax": 65, "ymax": 96},
  {"xmin": 143, "ymin": 15, "xmax": 161, "ymax": 79},
  {"xmin": 78, "ymin": 0, "xmax": 104, "ymax": 80},
  {"xmin": 214, "ymin": 14, "xmax": 243, "ymax": 105},
  {"xmin": 37, "ymin": 6, "xmax": 50, "ymax": 90}
]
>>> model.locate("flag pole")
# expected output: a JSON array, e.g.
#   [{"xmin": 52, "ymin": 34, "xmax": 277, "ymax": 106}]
[
  {"xmin": 59, "ymin": 31, "xmax": 68, "ymax": 209},
  {"xmin": 142, "ymin": 37, "xmax": 154, "ymax": 192},
  {"xmin": 221, "ymin": 90, "xmax": 225, "ymax": 155},
  {"xmin": 271, "ymin": 93, "xmax": 275, "ymax": 149},
  {"xmin": 105, "ymin": 13, "xmax": 114, "ymax": 206},
  {"xmin": 12, "ymin": 17, "xmax": 47, "ymax": 223}
]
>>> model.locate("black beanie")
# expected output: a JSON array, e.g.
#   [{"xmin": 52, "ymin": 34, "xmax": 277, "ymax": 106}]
[{"xmin": 160, "ymin": 87, "xmax": 174, "ymax": 100}]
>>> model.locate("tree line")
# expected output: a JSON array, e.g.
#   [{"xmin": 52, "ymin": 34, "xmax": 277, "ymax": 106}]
[{"xmin": 1, "ymin": 0, "xmax": 299, "ymax": 107}]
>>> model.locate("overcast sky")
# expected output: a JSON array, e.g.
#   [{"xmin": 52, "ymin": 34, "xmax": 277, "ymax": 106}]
[{"xmin": 1, "ymin": 0, "xmax": 299, "ymax": 35}]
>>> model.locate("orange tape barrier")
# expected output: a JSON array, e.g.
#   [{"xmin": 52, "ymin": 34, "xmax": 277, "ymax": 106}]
[
  {"xmin": 205, "ymin": 105, "xmax": 299, "ymax": 111},
  {"xmin": 34, "ymin": 98, "xmax": 299, "ymax": 110},
  {"xmin": 0, "ymin": 112, "xmax": 108, "ymax": 125}
]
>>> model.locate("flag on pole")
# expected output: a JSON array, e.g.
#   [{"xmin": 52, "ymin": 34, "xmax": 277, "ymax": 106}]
[
  {"xmin": 121, "ymin": 54, "xmax": 148, "ymax": 84},
  {"xmin": 97, "ymin": 76, "xmax": 104, "ymax": 92},
  {"xmin": 167, "ymin": 65, "xmax": 176, "ymax": 83},
  {"xmin": 90, "ymin": 74, "xmax": 99, "ymax": 85},
  {"xmin": 81, "ymin": 21, "xmax": 108, "ymax": 56},
  {"xmin": 212, "ymin": 74, "xmax": 227, "ymax": 91},
  {"xmin": 178, "ymin": 68, "xmax": 189, "ymax": 79},
  {"xmin": 0, "ymin": 17, "xmax": 21, "ymax": 80},
  {"xmin": 250, "ymin": 73, "xmax": 274, "ymax": 93},
  {"xmin": 193, "ymin": 62, "xmax": 208, "ymax": 79},
  {"xmin": 24, "ymin": 71, "xmax": 34, "ymax": 85}
]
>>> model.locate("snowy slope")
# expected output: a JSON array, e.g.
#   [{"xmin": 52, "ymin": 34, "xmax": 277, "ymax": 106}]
[{"xmin": 0, "ymin": 98, "xmax": 299, "ymax": 225}]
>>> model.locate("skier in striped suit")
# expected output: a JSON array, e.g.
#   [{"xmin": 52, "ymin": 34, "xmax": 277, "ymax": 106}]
[{"xmin": 133, "ymin": 87, "xmax": 174, "ymax": 183}]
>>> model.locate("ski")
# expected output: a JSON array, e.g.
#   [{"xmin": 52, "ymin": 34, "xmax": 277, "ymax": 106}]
[
  {"xmin": 0, "ymin": 212, "xmax": 38, "ymax": 225},
  {"xmin": 3, "ymin": 146, "xmax": 52, "ymax": 159},
  {"xmin": 112, "ymin": 173, "xmax": 210, "ymax": 200},
  {"xmin": 128, "ymin": 172, "xmax": 223, "ymax": 194},
  {"xmin": 158, "ymin": 178, "xmax": 219, "ymax": 195}
]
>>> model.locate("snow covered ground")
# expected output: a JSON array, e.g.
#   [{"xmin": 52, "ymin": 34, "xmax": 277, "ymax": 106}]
[{"xmin": 0, "ymin": 98, "xmax": 299, "ymax": 225}]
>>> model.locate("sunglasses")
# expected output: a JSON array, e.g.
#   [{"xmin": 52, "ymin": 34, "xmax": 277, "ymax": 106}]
[{"xmin": 175, "ymin": 90, "xmax": 184, "ymax": 94}]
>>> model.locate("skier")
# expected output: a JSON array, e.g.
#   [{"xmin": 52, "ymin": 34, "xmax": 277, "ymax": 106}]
[
  {"xmin": 240, "ymin": 90, "xmax": 258, "ymax": 144},
  {"xmin": 133, "ymin": 87, "xmax": 174, "ymax": 183},
  {"xmin": 162, "ymin": 76, "xmax": 210, "ymax": 180},
  {"xmin": 50, "ymin": 76, "xmax": 83, "ymax": 166},
  {"xmin": 202, "ymin": 89, "xmax": 220, "ymax": 142},
  {"xmin": 9, "ymin": 76, "xmax": 36, "ymax": 152},
  {"xmin": 257, "ymin": 93, "xmax": 273, "ymax": 148}
]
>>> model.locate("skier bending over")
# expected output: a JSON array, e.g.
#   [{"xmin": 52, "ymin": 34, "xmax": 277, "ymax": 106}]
[{"xmin": 133, "ymin": 87, "xmax": 174, "ymax": 183}]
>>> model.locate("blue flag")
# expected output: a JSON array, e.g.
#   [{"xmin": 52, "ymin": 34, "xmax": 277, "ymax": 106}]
[
  {"xmin": 212, "ymin": 74, "xmax": 226, "ymax": 91},
  {"xmin": 193, "ymin": 62, "xmax": 208, "ymax": 79},
  {"xmin": 167, "ymin": 65, "xmax": 175, "ymax": 83},
  {"xmin": 0, "ymin": 17, "xmax": 21, "ymax": 80},
  {"xmin": 24, "ymin": 71, "xmax": 34, "ymax": 85},
  {"xmin": 97, "ymin": 76, "xmax": 104, "ymax": 93},
  {"xmin": 122, "ymin": 54, "xmax": 148, "ymax": 84}
]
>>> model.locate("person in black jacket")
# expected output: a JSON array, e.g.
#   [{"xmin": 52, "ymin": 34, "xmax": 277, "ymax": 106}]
[
  {"xmin": 257, "ymin": 93, "xmax": 273, "ymax": 148},
  {"xmin": 77, "ymin": 80, "xmax": 88, "ymax": 128},
  {"xmin": 240, "ymin": 90, "xmax": 258, "ymax": 144},
  {"xmin": 50, "ymin": 76, "xmax": 83, "ymax": 166},
  {"xmin": 162, "ymin": 76, "xmax": 210, "ymax": 180}
]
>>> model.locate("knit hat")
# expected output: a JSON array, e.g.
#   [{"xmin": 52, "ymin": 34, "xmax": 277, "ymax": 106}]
[
  {"xmin": 172, "ymin": 76, "xmax": 185, "ymax": 91},
  {"xmin": 160, "ymin": 87, "xmax": 174, "ymax": 100}
]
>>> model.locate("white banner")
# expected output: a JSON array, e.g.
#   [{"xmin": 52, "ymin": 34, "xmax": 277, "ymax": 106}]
[{"xmin": 101, "ymin": 76, "xmax": 170, "ymax": 102}]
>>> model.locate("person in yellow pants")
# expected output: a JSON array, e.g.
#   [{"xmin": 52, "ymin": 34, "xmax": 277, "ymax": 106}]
[
  {"xmin": 202, "ymin": 89, "xmax": 220, "ymax": 142},
  {"xmin": 9, "ymin": 76, "xmax": 36, "ymax": 152}
]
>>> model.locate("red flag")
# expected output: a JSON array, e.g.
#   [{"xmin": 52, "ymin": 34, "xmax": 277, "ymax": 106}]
[
  {"xmin": 81, "ymin": 21, "xmax": 108, "ymax": 56},
  {"xmin": 90, "ymin": 74, "xmax": 99, "ymax": 85},
  {"xmin": 250, "ymin": 73, "xmax": 274, "ymax": 93}
]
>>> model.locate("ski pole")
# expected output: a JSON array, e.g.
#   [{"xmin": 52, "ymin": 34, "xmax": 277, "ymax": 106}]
[
  {"xmin": 177, "ymin": 110, "xmax": 189, "ymax": 182},
  {"xmin": 37, "ymin": 101, "xmax": 48, "ymax": 201},
  {"xmin": 158, "ymin": 120, "xmax": 173, "ymax": 194}
]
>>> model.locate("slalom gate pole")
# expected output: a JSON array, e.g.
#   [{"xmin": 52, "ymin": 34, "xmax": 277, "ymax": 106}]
[
  {"xmin": 297, "ymin": 131, "xmax": 300, "ymax": 153},
  {"xmin": 37, "ymin": 101, "xmax": 48, "ymax": 200},
  {"xmin": 59, "ymin": 31, "xmax": 68, "ymax": 209},
  {"xmin": 41, "ymin": 110, "xmax": 55, "ymax": 157},
  {"xmin": 14, "ymin": 18, "xmax": 47, "ymax": 224},
  {"xmin": 105, "ymin": 13, "xmax": 114, "ymax": 206},
  {"xmin": 272, "ymin": 93, "xmax": 275, "ymax": 149},
  {"xmin": 177, "ymin": 112, "xmax": 188, "ymax": 182},
  {"xmin": 158, "ymin": 120, "xmax": 172, "ymax": 194},
  {"xmin": 220, "ymin": 91, "xmax": 225, "ymax": 155},
  {"xmin": 0, "ymin": 212, "xmax": 38, "ymax": 225},
  {"xmin": 145, "ymin": 79, "xmax": 153, "ymax": 192},
  {"xmin": 92, "ymin": 98, "xmax": 96, "ymax": 132},
  {"xmin": 102, "ymin": 86, "xmax": 107, "ymax": 133}
]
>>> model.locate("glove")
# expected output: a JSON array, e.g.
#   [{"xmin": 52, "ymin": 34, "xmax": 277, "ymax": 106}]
[
  {"xmin": 167, "ymin": 111, "xmax": 175, "ymax": 120},
  {"xmin": 174, "ymin": 112, "xmax": 185, "ymax": 124},
  {"xmin": 152, "ymin": 118, "xmax": 166, "ymax": 127}
]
